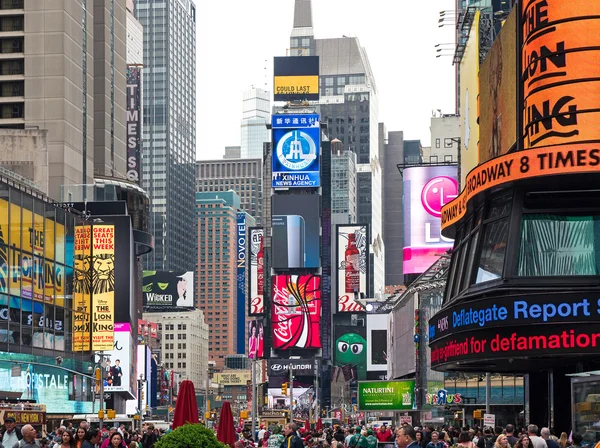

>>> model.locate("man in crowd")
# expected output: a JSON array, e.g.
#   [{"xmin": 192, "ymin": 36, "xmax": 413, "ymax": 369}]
[
  {"xmin": 377, "ymin": 425, "xmax": 393, "ymax": 443},
  {"xmin": 396, "ymin": 426, "xmax": 419, "ymax": 448},
  {"xmin": 528, "ymin": 425, "xmax": 548, "ymax": 448},
  {"xmin": 541, "ymin": 428, "xmax": 558, "ymax": 448},
  {"xmin": 2, "ymin": 417, "xmax": 22, "ymax": 447},
  {"xmin": 505, "ymin": 425, "xmax": 518, "ymax": 447},
  {"xmin": 282, "ymin": 423, "xmax": 303, "ymax": 448},
  {"xmin": 14, "ymin": 424, "xmax": 39, "ymax": 448},
  {"xmin": 426, "ymin": 432, "xmax": 445, "ymax": 448}
]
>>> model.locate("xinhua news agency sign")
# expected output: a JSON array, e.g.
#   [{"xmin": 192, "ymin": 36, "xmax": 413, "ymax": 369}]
[{"xmin": 358, "ymin": 380, "xmax": 415, "ymax": 411}]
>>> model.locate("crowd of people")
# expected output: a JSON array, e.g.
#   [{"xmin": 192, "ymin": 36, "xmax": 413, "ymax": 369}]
[{"xmin": 0, "ymin": 421, "xmax": 165, "ymax": 448}]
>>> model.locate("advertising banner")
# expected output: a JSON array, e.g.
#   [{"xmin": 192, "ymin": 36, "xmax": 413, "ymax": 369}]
[
  {"xmin": 213, "ymin": 371, "xmax": 252, "ymax": 386},
  {"xmin": 248, "ymin": 228, "xmax": 264, "ymax": 316},
  {"xmin": 367, "ymin": 314, "xmax": 388, "ymax": 371},
  {"xmin": 142, "ymin": 270, "xmax": 194, "ymax": 309},
  {"xmin": 271, "ymin": 275, "xmax": 322, "ymax": 350},
  {"xmin": 273, "ymin": 56, "xmax": 319, "ymax": 102},
  {"xmin": 271, "ymin": 195, "xmax": 320, "ymax": 269},
  {"xmin": 403, "ymin": 166, "xmax": 458, "ymax": 275},
  {"xmin": 104, "ymin": 322, "xmax": 132, "ymax": 394},
  {"xmin": 334, "ymin": 325, "xmax": 366, "ymax": 382},
  {"xmin": 272, "ymin": 114, "xmax": 320, "ymax": 188},
  {"xmin": 248, "ymin": 320, "xmax": 264, "ymax": 359},
  {"xmin": 336, "ymin": 225, "xmax": 369, "ymax": 312},
  {"xmin": 91, "ymin": 225, "xmax": 115, "ymax": 351},
  {"xmin": 237, "ymin": 213, "xmax": 247, "ymax": 353},
  {"xmin": 73, "ymin": 225, "xmax": 92, "ymax": 352},
  {"xmin": 126, "ymin": 65, "xmax": 142, "ymax": 183},
  {"xmin": 358, "ymin": 380, "xmax": 416, "ymax": 411},
  {"xmin": 267, "ymin": 358, "xmax": 316, "ymax": 377}
]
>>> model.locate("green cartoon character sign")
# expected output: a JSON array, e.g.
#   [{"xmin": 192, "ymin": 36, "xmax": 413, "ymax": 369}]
[{"xmin": 335, "ymin": 327, "xmax": 367, "ymax": 381}]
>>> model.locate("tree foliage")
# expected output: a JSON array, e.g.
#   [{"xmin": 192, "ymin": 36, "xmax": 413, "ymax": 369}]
[{"xmin": 155, "ymin": 423, "xmax": 229, "ymax": 448}]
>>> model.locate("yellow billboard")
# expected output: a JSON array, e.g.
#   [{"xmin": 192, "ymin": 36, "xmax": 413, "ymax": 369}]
[
  {"xmin": 213, "ymin": 371, "xmax": 251, "ymax": 386},
  {"xmin": 459, "ymin": 10, "xmax": 481, "ymax": 188},
  {"xmin": 73, "ymin": 225, "xmax": 92, "ymax": 351},
  {"xmin": 91, "ymin": 225, "xmax": 115, "ymax": 351}
]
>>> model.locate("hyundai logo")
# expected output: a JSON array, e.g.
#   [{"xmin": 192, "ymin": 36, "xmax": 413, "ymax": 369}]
[{"xmin": 271, "ymin": 364, "xmax": 283, "ymax": 371}]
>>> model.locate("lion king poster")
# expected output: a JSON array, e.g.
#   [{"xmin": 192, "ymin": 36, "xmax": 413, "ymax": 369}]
[{"xmin": 91, "ymin": 225, "xmax": 115, "ymax": 351}]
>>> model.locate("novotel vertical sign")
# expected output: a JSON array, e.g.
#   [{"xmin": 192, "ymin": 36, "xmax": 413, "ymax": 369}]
[
  {"xmin": 237, "ymin": 212, "xmax": 247, "ymax": 353},
  {"xmin": 126, "ymin": 65, "xmax": 142, "ymax": 184}
]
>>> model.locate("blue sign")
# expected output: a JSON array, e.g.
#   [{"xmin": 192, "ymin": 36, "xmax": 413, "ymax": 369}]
[
  {"xmin": 237, "ymin": 213, "xmax": 247, "ymax": 354},
  {"xmin": 272, "ymin": 114, "xmax": 320, "ymax": 188}
]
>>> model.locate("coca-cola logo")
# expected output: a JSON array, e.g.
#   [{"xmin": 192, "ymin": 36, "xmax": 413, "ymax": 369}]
[{"xmin": 421, "ymin": 176, "xmax": 458, "ymax": 218}]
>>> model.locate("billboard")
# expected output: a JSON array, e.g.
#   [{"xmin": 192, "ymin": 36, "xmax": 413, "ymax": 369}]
[
  {"xmin": 248, "ymin": 320, "xmax": 264, "ymax": 359},
  {"xmin": 73, "ymin": 225, "xmax": 92, "ymax": 351},
  {"xmin": 91, "ymin": 225, "xmax": 115, "ymax": 351},
  {"xmin": 334, "ymin": 325, "xmax": 366, "ymax": 382},
  {"xmin": 358, "ymin": 380, "xmax": 416, "ymax": 411},
  {"xmin": 459, "ymin": 10, "xmax": 480, "ymax": 188},
  {"xmin": 272, "ymin": 114, "xmax": 320, "ymax": 188},
  {"xmin": 126, "ymin": 65, "xmax": 142, "ymax": 183},
  {"xmin": 267, "ymin": 358, "xmax": 316, "ymax": 377},
  {"xmin": 479, "ymin": 9, "xmax": 516, "ymax": 163},
  {"xmin": 213, "ymin": 371, "xmax": 252, "ymax": 386},
  {"xmin": 367, "ymin": 314, "xmax": 388, "ymax": 371},
  {"xmin": 103, "ymin": 322, "xmax": 133, "ymax": 395},
  {"xmin": 237, "ymin": 213, "xmax": 247, "ymax": 353},
  {"xmin": 248, "ymin": 228, "xmax": 264, "ymax": 316},
  {"xmin": 403, "ymin": 166, "xmax": 458, "ymax": 275},
  {"xmin": 142, "ymin": 270, "xmax": 194, "ymax": 309},
  {"xmin": 271, "ymin": 275, "xmax": 321, "ymax": 350},
  {"xmin": 271, "ymin": 195, "xmax": 320, "ymax": 269},
  {"xmin": 336, "ymin": 225, "xmax": 369, "ymax": 312},
  {"xmin": 273, "ymin": 56, "xmax": 319, "ymax": 102}
]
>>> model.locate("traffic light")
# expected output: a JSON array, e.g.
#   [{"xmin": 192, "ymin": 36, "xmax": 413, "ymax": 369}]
[
  {"xmin": 98, "ymin": 410, "xmax": 105, "ymax": 419},
  {"xmin": 205, "ymin": 412, "xmax": 211, "ymax": 420},
  {"xmin": 95, "ymin": 367, "xmax": 101, "ymax": 390},
  {"xmin": 240, "ymin": 410, "xmax": 249, "ymax": 419},
  {"xmin": 107, "ymin": 409, "xmax": 116, "ymax": 419},
  {"xmin": 281, "ymin": 382, "xmax": 288, "ymax": 396}
]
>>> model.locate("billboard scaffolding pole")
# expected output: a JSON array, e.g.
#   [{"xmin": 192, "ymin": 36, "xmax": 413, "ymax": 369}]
[
  {"xmin": 251, "ymin": 358, "xmax": 257, "ymax": 437},
  {"xmin": 289, "ymin": 367, "xmax": 294, "ymax": 423}
]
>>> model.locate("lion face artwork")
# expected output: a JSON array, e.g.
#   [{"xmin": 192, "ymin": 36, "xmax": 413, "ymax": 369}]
[
  {"xmin": 74, "ymin": 255, "xmax": 92, "ymax": 294},
  {"xmin": 92, "ymin": 253, "xmax": 115, "ymax": 294}
]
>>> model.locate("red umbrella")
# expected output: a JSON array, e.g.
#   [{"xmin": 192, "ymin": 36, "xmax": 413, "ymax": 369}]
[
  {"xmin": 172, "ymin": 380, "xmax": 199, "ymax": 429},
  {"xmin": 316, "ymin": 418, "xmax": 323, "ymax": 431},
  {"xmin": 305, "ymin": 418, "xmax": 310, "ymax": 431},
  {"xmin": 217, "ymin": 401, "xmax": 237, "ymax": 447}
]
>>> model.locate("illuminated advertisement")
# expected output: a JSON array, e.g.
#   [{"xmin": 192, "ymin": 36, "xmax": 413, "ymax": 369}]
[
  {"xmin": 73, "ymin": 225, "xmax": 92, "ymax": 352},
  {"xmin": 358, "ymin": 380, "xmax": 415, "ymax": 411},
  {"xmin": 142, "ymin": 270, "xmax": 194, "ymax": 309},
  {"xmin": 479, "ymin": 9, "xmax": 516, "ymax": 163},
  {"xmin": 271, "ymin": 195, "xmax": 320, "ymax": 269},
  {"xmin": 459, "ymin": 10, "xmax": 480, "ymax": 187},
  {"xmin": 367, "ymin": 314, "xmax": 388, "ymax": 371},
  {"xmin": 273, "ymin": 56, "xmax": 319, "ymax": 102},
  {"xmin": 403, "ymin": 166, "xmax": 458, "ymax": 274},
  {"xmin": 334, "ymin": 325, "xmax": 366, "ymax": 382},
  {"xmin": 91, "ymin": 225, "xmax": 115, "ymax": 351},
  {"xmin": 522, "ymin": 0, "xmax": 600, "ymax": 149},
  {"xmin": 336, "ymin": 225, "xmax": 369, "ymax": 313},
  {"xmin": 126, "ymin": 65, "xmax": 142, "ymax": 183},
  {"xmin": 213, "ymin": 371, "xmax": 251, "ymax": 386},
  {"xmin": 237, "ymin": 213, "xmax": 247, "ymax": 353},
  {"xmin": 103, "ymin": 322, "xmax": 133, "ymax": 395},
  {"xmin": 271, "ymin": 275, "xmax": 321, "ymax": 350},
  {"xmin": 272, "ymin": 114, "xmax": 320, "ymax": 188},
  {"xmin": 248, "ymin": 320, "xmax": 264, "ymax": 359},
  {"xmin": 248, "ymin": 228, "xmax": 264, "ymax": 316},
  {"xmin": 441, "ymin": 143, "xmax": 600, "ymax": 233}
]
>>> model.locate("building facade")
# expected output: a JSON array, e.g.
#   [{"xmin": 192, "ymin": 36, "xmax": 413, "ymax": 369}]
[
  {"xmin": 195, "ymin": 159, "xmax": 263, "ymax": 222},
  {"xmin": 143, "ymin": 309, "xmax": 209, "ymax": 393},
  {"xmin": 423, "ymin": 114, "xmax": 460, "ymax": 164},
  {"xmin": 135, "ymin": 0, "xmax": 197, "ymax": 273},
  {"xmin": 331, "ymin": 139, "xmax": 357, "ymax": 224},
  {"xmin": 240, "ymin": 87, "xmax": 270, "ymax": 159},
  {"xmin": 126, "ymin": 0, "xmax": 143, "ymax": 65}
]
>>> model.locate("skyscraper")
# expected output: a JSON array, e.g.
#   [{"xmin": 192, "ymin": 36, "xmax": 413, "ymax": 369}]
[
  {"xmin": 240, "ymin": 87, "xmax": 270, "ymax": 159},
  {"xmin": 135, "ymin": 0, "xmax": 197, "ymax": 272}
]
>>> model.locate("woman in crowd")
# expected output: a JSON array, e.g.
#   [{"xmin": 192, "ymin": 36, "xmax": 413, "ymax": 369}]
[
  {"xmin": 557, "ymin": 433, "xmax": 569, "ymax": 448},
  {"xmin": 457, "ymin": 431, "xmax": 476, "ymax": 448},
  {"xmin": 110, "ymin": 433, "xmax": 125, "ymax": 448},
  {"xmin": 494, "ymin": 435, "xmax": 510, "ymax": 448},
  {"xmin": 514, "ymin": 435, "xmax": 530, "ymax": 448},
  {"xmin": 74, "ymin": 427, "xmax": 87, "ymax": 448},
  {"xmin": 57, "ymin": 430, "xmax": 75, "ymax": 448}
]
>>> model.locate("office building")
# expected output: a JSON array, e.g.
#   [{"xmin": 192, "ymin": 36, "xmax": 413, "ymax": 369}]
[
  {"xmin": 331, "ymin": 139, "xmax": 357, "ymax": 224},
  {"xmin": 224, "ymin": 146, "xmax": 241, "ymax": 159},
  {"xmin": 126, "ymin": 0, "xmax": 144, "ymax": 65},
  {"xmin": 195, "ymin": 159, "xmax": 263, "ymax": 222},
  {"xmin": 290, "ymin": 0, "xmax": 385, "ymax": 296},
  {"xmin": 240, "ymin": 87, "xmax": 270, "ymax": 159},
  {"xmin": 196, "ymin": 191, "xmax": 255, "ymax": 371},
  {"xmin": 143, "ymin": 309, "xmax": 210, "ymax": 393},
  {"xmin": 135, "ymin": 0, "xmax": 197, "ymax": 273},
  {"xmin": 0, "ymin": 1, "xmax": 129, "ymax": 201},
  {"xmin": 423, "ymin": 114, "xmax": 460, "ymax": 164}
]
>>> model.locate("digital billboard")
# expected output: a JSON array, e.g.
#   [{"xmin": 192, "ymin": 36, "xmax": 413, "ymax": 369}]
[
  {"xmin": 271, "ymin": 275, "xmax": 321, "ymax": 350},
  {"xmin": 403, "ymin": 166, "xmax": 458, "ymax": 275},
  {"xmin": 126, "ymin": 65, "xmax": 142, "ymax": 183},
  {"xmin": 336, "ymin": 225, "xmax": 369, "ymax": 312},
  {"xmin": 271, "ymin": 195, "xmax": 320, "ymax": 269},
  {"xmin": 248, "ymin": 228, "xmax": 264, "ymax": 316},
  {"xmin": 459, "ymin": 10, "xmax": 480, "ymax": 188},
  {"xmin": 103, "ymin": 322, "xmax": 133, "ymax": 396},
  {"xmin": 142, "ymin": 270, "xmax": 194, "ymax": 309},
  {"xmin": 237, "ymin": 213, "xmax": 247, "ymax": 353},
  {"xmin": 367, "ymin": 314, "xmax": 388, "ymax": 371},
  {"xmin": 248, "ymin": 320, "xmax": 264, "ymax": 359},
  {"xmin": 273, "ymin": 56, "xmax": 319, "ymax": 102},
  {"xmin": 334, "ymin": 325, "xmax": 366, "ymax": 382},
  {"xmin": 272, "ymin": 114, "xmax": 320, "ymax": 188},
  {"xmin": 91, "ymin": 225, "xmax": 115, "ymax": 351},
  {"xmin": 213, "ymin": 371, "xmax": 252, "ymax": 386},
  {"xmin": 358, "ymin": 380, "xmax": 416, "ymax": 411}
]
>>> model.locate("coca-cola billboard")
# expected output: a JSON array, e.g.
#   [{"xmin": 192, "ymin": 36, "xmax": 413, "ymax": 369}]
[
  {"xmin": 248, "ymin": 228, "xmax": 264, "ymax": 316},
  {"xmin": 336, "ymin": 225, "xmax": 369, "ymax": 312},
  {"xmin": 271, "ymin": 275, "xmax": 322, "ymax": 350}
]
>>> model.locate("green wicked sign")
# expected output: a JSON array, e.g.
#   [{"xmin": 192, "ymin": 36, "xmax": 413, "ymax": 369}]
[{"xmin": 358, "ymin": 380, "xmax": 416, "ymax": 411}]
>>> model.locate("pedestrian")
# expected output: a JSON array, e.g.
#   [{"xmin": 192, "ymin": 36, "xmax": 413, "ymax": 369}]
[
  {"xmin": 74, "ymin": 428, "xmax": 86, "ymax": 448},
  {"xmin": 540, "ymin": 429, "xmax": 557, "ymax": 448},
  {"xmin": 13, "ymin": 425, "xmax": 39, "ymax": 448},
  {"xmin": 2, "ymin": 417, "xmax": 22, "ymax": 448},
  {"xmin": 396, "ymin": 426, "xmax": 419, "ymax": 448},
  {"xmin": 141, "ymin": 425, "xmax": 157, "ymax": 448},
  {"xmin": 81, "ymin": 430, "xmax": 100, "ymax": 448},
  {"xmin": 514, "ymin": 435, "xmax": 531, "ymax": 448},
  {"xmin": 57, "ymin": 430, "xmax": 75, "ymax": 448},
  {"xmin": 426, "ymin": 432, "xmax": 445, "ymax": 448},
  {"xmin": 377, "ymin": 426, "xmax": 393, "ymax": 443},
  {"xmin": 526, "ymin": 426, "xmax": 547, "ymax": 448},
  {"xmin": 416, "ymin": 431, "xmax": 426, "ymax": 448},
  {"xmin": 110, "ymin": 434, "xmax": 124, "ymax": 448},
  {"xmin": 281, "ymin": 424, "xmax": 303, "ymax": 448},
  {"xmin": 505, "ymin": 426, "xmax": 518, "ymax": 447},
  {"xmin": 348, "ymin": 428, "xmax": 367, "ymax": 448},
  {"xmin": 494, "ymin": 435, "xmax": 510, "ymax": 448},
  {"xmin": 477, "ymin": 429, "xmax": 494, "ymax": 448},
  {"xmin": 457, "ymin": 431, "xmax": 475, "ymax": 448},
  {"xmin": 557, "ymin": 434, "xmax": 568, "ymax": 448},
  {"xmin": 366, "ymin": 430, "xmax": 378, "ymax": 448}
]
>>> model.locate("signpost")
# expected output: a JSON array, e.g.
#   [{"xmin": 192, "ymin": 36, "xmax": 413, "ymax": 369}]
[{"xmin": 484, "ymin": 414, "xmax": 495, "ymax": 427}]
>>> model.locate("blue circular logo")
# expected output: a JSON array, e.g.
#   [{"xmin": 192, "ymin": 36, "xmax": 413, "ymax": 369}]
[{"xmin": 276, "ymin": 130, "xmax": 317, "ymax": 171}]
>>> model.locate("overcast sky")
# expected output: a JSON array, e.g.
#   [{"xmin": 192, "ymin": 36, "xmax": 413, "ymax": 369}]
[{"xmin": 196, "ymin": 0, "xmax": 456, "ymax": 160}]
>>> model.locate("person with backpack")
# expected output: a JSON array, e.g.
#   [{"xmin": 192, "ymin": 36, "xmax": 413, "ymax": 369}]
[{"xmin": 477, "ymin": 430, "xmax": 495, "ymax": 448}]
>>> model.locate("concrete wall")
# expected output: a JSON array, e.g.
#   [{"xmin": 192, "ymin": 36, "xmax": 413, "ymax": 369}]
[{"xmin": 0, "ymin": 129, "xmax": 49, "ymax": 195}]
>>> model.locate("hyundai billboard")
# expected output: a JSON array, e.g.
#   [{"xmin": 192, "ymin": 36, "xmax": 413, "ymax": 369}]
[{"xmin": 403, "ymin": 166, "xmax": 458, "ymax": 275}]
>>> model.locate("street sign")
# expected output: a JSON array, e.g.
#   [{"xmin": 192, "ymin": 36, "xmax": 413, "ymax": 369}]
[
  {"xmin": 483, "ymin": 414, "xmax": 495, "ymax": 427},
  {"xmin": 400, "ymin": 416, "xmax": 413, "ymax": 425}
]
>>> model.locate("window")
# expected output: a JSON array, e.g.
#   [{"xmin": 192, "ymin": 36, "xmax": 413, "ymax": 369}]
[
  {"xmin": 444, "ymin": 138, "xmax": 454, "ymax": 148},
  {"xmin": 435, "ymin": 138, "xmax": 440, "ymax": 148},
  {"xmin": 476, "ymin": 217, "xmax": 509, "ymax": 283}
]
